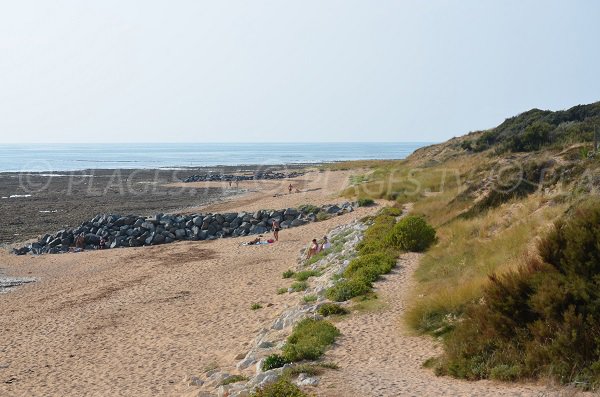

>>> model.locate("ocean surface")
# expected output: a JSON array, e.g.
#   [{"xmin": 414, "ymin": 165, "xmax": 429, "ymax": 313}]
[{"xmin": 0, "ymin": 143, "xmax": 429, "ymax": 172}]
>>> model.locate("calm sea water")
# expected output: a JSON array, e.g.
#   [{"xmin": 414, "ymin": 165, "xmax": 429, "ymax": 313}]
[{"xmin": 0, "ymin": 142, "xmax": 430, "ymax": 172}]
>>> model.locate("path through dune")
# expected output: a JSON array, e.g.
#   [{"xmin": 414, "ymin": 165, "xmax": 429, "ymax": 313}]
[{"xmin": 316, "ymin": 253, "xmax": 573, "ymax": 397}]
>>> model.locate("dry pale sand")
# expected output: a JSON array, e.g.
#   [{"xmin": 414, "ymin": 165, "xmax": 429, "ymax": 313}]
[
  {"xmin": 173, "ymin": 169, "xmax": 360, "ymax": 214},
  {"xmin": 315, "ymin": 253, "xmax": 582, "ymax": 397},
  {"xmin": 0, "ymin": 170, "xmax": 373, "ymax": 397}
]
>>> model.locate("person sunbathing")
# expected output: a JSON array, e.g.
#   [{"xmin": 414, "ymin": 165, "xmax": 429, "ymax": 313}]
[
  {"xmin": 307, "ymin": 239, "xmax": 319, "ymax": 258},
  {"xmin": 321, "ymin": 236, "xmax": 331, "ymax": 251},
  {"xmin": 247, "ymin": 237, "xmax": 262, "ymax": 245}
]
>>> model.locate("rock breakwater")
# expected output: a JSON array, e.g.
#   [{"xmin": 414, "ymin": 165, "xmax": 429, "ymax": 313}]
[
  {"xmin": 12, "ymin": 203, "xmax": 355, "ymax": 255},
  {"xmin": 181, "ymin": 171, "xmax": 304, "ymax": 183}
]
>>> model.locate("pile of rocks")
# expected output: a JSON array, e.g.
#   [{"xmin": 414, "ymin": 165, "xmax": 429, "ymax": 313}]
[
  {"xmin": 188, "ymin": 220, "xmax": 368, "ymax": 396},
  {"xmin": 12, "ymin": 203, "xmax": 355, "ymax": 256},
  {"xmin": 181, "ymin": 171, "xmax": 304, "ymax": 183}
]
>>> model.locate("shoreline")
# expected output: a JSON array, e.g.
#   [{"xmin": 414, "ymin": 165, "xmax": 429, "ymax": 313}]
[{"xmin": 0, "ymin": 164, "xmax": 314, "ymax": 245}]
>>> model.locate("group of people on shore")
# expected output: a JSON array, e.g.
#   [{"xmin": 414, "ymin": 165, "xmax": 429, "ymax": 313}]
[{"xmin": 307, "ymin": 236, "xmax": 331, "ymax": 259}]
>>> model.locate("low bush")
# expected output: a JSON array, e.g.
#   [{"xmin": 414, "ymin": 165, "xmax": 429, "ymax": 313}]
[
  {"xmin": 303, "ymin": 294, "xmax": 317, "ymax": 303},
  {"xmin": 326, "ymin": 208, "xmax": 402, "ymax": 301},
  {"xmin": 250, "ymin": 378, "xmax": 307, "ymax": 397},
  {"xmin": 318, "ymin": 303, "xmax": 349, "ymax": 317},
  {"xmin": 282, "ymin": 319, "xmax": 340, "ymax": 362},
  {"xmin": 294, "ymin": 270, "xmax": 320, "ymax": 281},
  {"xmin": 290, "ymin": 281, "xmax": 308, "ymax": 292},
  {"xmin": 344, "ymin": 252, "xmax": 396, "ymax": 282},
  {"xmin": 357, "ymin": 197, "xmax": 375, "ymax": 207},
  {"xmin": 386, "ymin": 215, "xmax": 436, "ymax": 252},
  {"xmin": 276, "ymin": 287, "xmax": 287, "ymax": 295},
  {"xmin": 282, "ymin": 270, "xmax": 295, "ymax": 279},
  {"xmin": 298, "ymin": 204, "xmax": 320, "ymax": 214},
  {"xmin": 261, "ymin": 354, "xmax": 289, "ymax": 371},
  {"xmin": 251, "ymin": 303, "xmax": 262, "ymax": 310},
  {"xmin": 438, "ymin": 200, "xmax": 600, "ymax": 388},
  {"xmin": 282, "ymin": 363, "xmax": 323, "ymax": 377},
  {"xmin": 325, "ymin": 278, "xmax": 372, "ymax": 302},
  {"xmin": 316, "ymin": 211, "xmax": 331, "ymax": 221}
]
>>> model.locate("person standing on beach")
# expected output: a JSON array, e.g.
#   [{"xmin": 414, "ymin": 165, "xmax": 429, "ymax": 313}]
[
  {"xmin": 288, "ymin": 183, "xmax": 293, "ymax": 194},
  {"xmin": 272, "ymin": 219, "xmax": 280, "ymax": 241}
]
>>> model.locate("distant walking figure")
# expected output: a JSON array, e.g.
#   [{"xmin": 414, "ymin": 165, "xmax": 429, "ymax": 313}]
[
  {"xmin": 235, "ymin": 178, "xmax": 239, "ymax": 189},
  {"xmin": 288, "ymin": 184, "xmax": 293, "ymax": 194},
  {"xmin": 272, "ymin": 219, "xmax": 280, "ymax": 242}
]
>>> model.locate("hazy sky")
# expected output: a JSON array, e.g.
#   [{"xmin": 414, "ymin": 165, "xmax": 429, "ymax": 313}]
[{"xmin": 1, "ymin": 0, "xmax": 599, "ymax": 143}]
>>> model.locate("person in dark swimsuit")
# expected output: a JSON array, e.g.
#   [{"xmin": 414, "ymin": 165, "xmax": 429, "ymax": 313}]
[{"xmin": 272, "ymin": 219, "xmax": 280, "ymax": 241}]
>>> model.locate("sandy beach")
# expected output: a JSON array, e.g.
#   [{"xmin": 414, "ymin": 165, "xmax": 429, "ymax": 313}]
[
  {"xmin": 0, "ymin": 170, "xmax": 362, "ymax": 396},
  {"xmin": 0, "ymin": 169, "xmax": 579, "ymax": 396}
]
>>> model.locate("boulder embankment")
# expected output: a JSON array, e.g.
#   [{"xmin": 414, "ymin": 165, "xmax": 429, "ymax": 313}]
[
  {"xmin": 181, "ymin": 171, "xmax": 304, "ymax": 183},
  {"xmin": 12, "ymin": 203, "xmax": 355, "ymax": 255}
]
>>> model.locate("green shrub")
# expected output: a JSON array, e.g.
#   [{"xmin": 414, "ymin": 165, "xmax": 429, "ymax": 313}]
[
  {"xmin": 250, "ymin": 378, "xmax": 307, "ymax": 397},
  {"xmin": 290, "ymin": 281, "xmax": 308, "ymax": 292},
  {"xmin": 439, "ymin": 199, "xmax": 600, "ymax": 387},
  {"xmin": 221, "ymin": 374, "xmax": 249, "ymax": 385},
  {"xmin": 282, "ymin": 319, "xmax": 340, "ymax": 362},
  {"xmin": 379, "ymin": 207, "xmax": 403, "ymax": 217},
  {"xmin": 298, "ymin": 204, "xmax": 320, "ymax": 214},
  {"xmin": 316, "ymin": 211, "xmax": 331, "ymax": 221},
  {"xmin": 325, "ymin": 278, "xmax": 372, "ymax": 302},
  {"xmin": 277, "ymin": 287, "xmax": 287, "ymax": 295},
  {"xmin": 251, "ymin": 303, "xmax": 262, "ymax": 310},
  {"xmin": 261, "ymin": 354, "xmax": 289, "ymax": 371},
  {"xmin": 344, "ymin": 252, "xmax": 396, "ymax": 282},
  {"xmin": 318, "ymin": 303, "xmax": 349, "ymax": 317},
  {"xmin": 294, "ymin": 270, "xmax": 320, "ymax": 281},
  {"xmin": 386, "ymin": 215, "xmax": 436, "ymax": 252},
  {"xmin": 303, "ymin": 294, "xmax": 317, "ymax": 303},
  {"xmin": 282, "ymin": 270, "xmax": 295, "ymax": 279},
  {"xmin": 357, "ymin": 197, "xmax": 375, "ymax": 207}
]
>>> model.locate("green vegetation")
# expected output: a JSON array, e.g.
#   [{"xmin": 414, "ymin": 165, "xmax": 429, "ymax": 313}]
[
  {"xmin": 282, "ymin": 318, "xmax": 340, "ymax": 362},
  {"xmin": 317, "ymin": 303, "xmax": 349, "ymax": 317},
  {"xmin": 261, "ymin": 319, "xmax": 340, "ymax": 372},
  {"xmin": 298, "ymin": 204, "xmax": 320, "ymax": 214},
  {"xmin": 280, "ymin": 362, "xmax": 338, "ymax": 378},
  {"xmin": 293, "ymin": 270, "xmax": 320, "ymax": 281},
  {"xmin": 325, "ymin": 209, "xmax": 431, "ymax": 302},
  {"xmin": 468, "ymin": 102, "xmax": 600, "ymax": 153},
  {"xmin": 386, "ymin": 215, "xmax": 436, "ymax": 252},
  {"xmin": 277, "ymin": 287, "xmax": 287, "ymax": 295},
  {"xmin": 261, "ymin": 354, "xmax": 289, "ymax": 371},
  {"xmin": 290, "ymin": 281, "xmax": 308, "ymax": 292},
  {"xmin": 250, "ymin": 378, "xmax": 307, "ymax": 397},
  {"xmin": 434, "ymin": 200, "xmax": 600, "ymax": 388},
  {"xmin": 303, "ymin": 294, "xmax": 317, "ymax": 303},
  {"xmin": 329, "ymin": 101, "xmax": 600, "ymax": 388},
  {"xmin": 282, "ymin": 270, "xmax": 295, "ymax": 279},
  {"xmin": 349, "ymin": 174, "xmax": 370, "ymax": 185},
  {"xmin": 357, "ymin": 197, "xmax": 375, "ymax": 207},
  {"xmin": 316, "ymin": 211, "xmax": 331, "ymax": 221},
  {"xmin": 221, "ymin": 374, "xmax": 249, "ymax": 385},
  {"xmin": 251, "ymin": 303, "xmax": 262, "ymax": 310}
]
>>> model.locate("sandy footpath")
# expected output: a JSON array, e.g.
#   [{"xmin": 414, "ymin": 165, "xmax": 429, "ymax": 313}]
[
  {"xmin": 316, "ymin": 253, "xmax": 581, "ymax": 397},
  {"xmin": 0, "ymin": 170, "xmax": 369, "ymax": 397}
]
